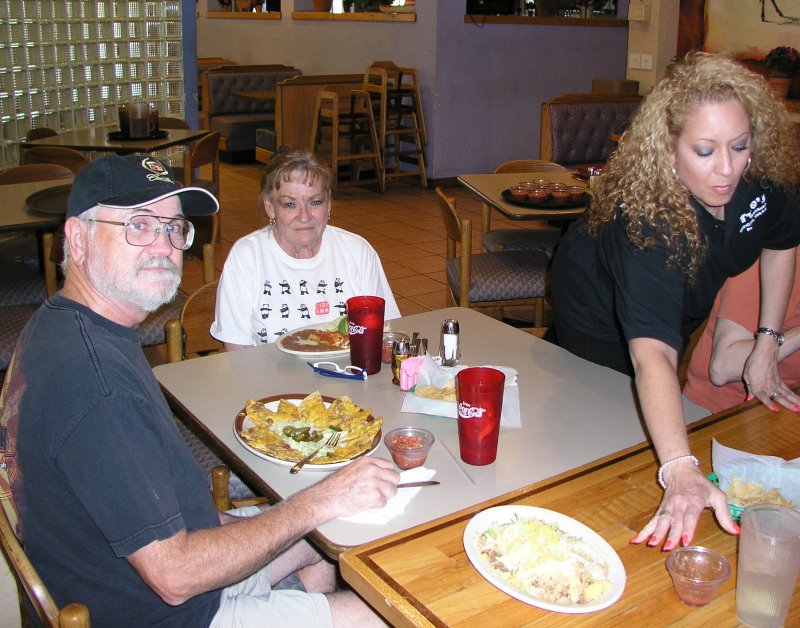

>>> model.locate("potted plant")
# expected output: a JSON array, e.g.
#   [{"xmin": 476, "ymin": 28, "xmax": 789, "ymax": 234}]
[{"xmin": 763, "ymin": 46, "xmax": 800, "ymax": 98}]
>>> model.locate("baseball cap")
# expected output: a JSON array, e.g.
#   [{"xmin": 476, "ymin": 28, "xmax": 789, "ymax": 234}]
[{"xmin": 66, "ymin": 154, "xmax": 219, "ymax": 219}]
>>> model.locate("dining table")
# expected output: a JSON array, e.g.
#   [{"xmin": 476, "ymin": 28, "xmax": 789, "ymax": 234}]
[
  {"xmin": 153, "ymin": 306, "xmax": 707, "ymax": 559},
  {"xmin": 457, "ymin": 170, "xmax": 588, "ymax": 222},
  {"xmin": 339, "ymin": 398, "xmax": 800, "ymax": 627},
  {"xmin": 21, "ymin": 125, "xmax": 210, "ymax": 156},
  {"xmin": 0, "ymin": 178, "xmax": 72, "ymax": 234}
]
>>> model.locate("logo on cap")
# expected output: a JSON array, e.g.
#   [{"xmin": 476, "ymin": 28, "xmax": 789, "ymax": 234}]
[{"xmin": 141, "ymin": 157, "xmax": 174, "ymax": 184}]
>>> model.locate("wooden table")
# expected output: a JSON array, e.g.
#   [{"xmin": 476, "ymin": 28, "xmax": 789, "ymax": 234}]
[
  {"xmin": 154, "ymin": 307, "xmax": 706, "ymax": 558},
  {"xmin": 233, "ymin": 90, "xmax": 276, "ymax": 103},
  {"xmin": 458, "ymin": 171, "xmax": 588, "ymax": 221},
  {"xmin": 0, "ymin": 179, "xmax": 73, "ymax": 234},
  {"xmin": 340, "ymin": 400, "xmax": 800, "ymax": 626},
  {"xmin": 22, "ymin": 126, "xmax": 210, "ymax": 155}
]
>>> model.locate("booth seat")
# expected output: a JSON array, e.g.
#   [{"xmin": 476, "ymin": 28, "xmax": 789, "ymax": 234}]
[
  {"xmin": 539, "ymin": 93, "xmax": 643, "ymax": 170},
  {"xmin": 201, "ymin": 64, "xmax": 301, "ymax": 162}
]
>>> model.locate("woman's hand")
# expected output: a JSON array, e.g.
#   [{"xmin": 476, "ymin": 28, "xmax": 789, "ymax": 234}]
[
  {"xmin": 743, "ymin": 336, "xmax": 800, "ymax": 411},
  {"xmin": 631, "ymin": 461, "xmax": 738, "ymax": 550}
]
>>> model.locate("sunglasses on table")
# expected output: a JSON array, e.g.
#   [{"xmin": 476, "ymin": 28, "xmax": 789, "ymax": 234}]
[{"xmin": 308, "ymin": 361, "xmax": 367, "ymax": 381}]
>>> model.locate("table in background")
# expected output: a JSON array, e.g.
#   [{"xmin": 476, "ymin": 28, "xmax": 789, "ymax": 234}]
[
  {"xmin": 22, "ymin": 126, "xmax": 210, "ymax": 155},
  {"xmin": 457, "ymin": 171, "xmax": 588, "ymax": 222},
  {"xmin": 340, "ymin": 399, "xmax": 800, "ymax": 626},
  {"xmin": 154, "ymin": 307, "xmax": 705, "ymax": 557},
  {"xmin": 233, "ymin": 90, "xmax": 276, "ymax": 103},
  {"xmin": 0, "ymin": 179, "xmax": 72, "ymax": 234}
]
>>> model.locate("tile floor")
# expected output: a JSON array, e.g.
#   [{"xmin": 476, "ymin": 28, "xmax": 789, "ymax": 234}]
[{"xmin": 178, "ymin": 161, "xmax": 546, "ymax": 326}]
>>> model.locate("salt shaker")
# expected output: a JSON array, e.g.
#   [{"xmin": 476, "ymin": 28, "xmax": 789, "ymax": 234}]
[{"xmin": 439, "ymin": 319, "xmax": 460, "ymax": 367}]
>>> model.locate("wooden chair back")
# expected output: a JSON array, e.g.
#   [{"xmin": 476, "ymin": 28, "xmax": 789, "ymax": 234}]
[
  {"xmin": 435, "ymin": 187, "xmax": 471, "ymax": 307},
  {"xmin": 0, "ymin": 486, "xmax": 90, "ymax": 626},
  {"xmin": 158, "ymin": 116, "xmax": 190, "ymax": 130},
  {"xmin": 165, "ymin": 279, "xmax": 223, "ymax": 363},
  {"xmin": 22, "ymin": 147, "xmax": 89, "ymax": 175},
  {"xmin": 0, "ymin": 164, "xmax": 73, "ymax": 185},
  {"xmin": 182, "ymin": 131, "xmax": 220, "ymax": 197},
  {"xmin": 25, "ymin": 128, "xmax": 59, "ymax": 142},
  {"xmin": 210, "ymin": 465, "xmax": 268, "ymax": 512}
]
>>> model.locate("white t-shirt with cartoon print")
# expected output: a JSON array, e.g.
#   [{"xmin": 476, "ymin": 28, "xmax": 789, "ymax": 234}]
[{"xmin": 211, "ymin": 225, "xmax": 401, "ymax": 346}]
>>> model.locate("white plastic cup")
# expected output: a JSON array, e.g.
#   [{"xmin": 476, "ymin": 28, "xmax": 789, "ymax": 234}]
[{"xmin": 736, "ymin": 504, "xmax": 800, "ymax": 627}]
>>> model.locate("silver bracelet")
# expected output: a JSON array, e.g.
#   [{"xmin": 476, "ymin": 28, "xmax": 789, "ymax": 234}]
[{"xmin": 657, "ymin": 454, "xmax": 700, "ymax": 489}]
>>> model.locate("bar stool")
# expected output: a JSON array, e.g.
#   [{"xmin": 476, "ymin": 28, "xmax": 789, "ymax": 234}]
[
  {"xmin": 363, "ymin": 65, "xmax": 427, "ymax": 188},
  {"xmin": 308, "ymin": 85, "xmax": 385, "ymax": 192}
]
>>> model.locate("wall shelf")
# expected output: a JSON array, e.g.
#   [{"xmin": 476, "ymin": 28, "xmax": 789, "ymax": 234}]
[
  {"xmin": 463, "ymin": 15, "xmax": 627, "ymax": 27},
  {"xmin": 207, "ymin": 11, "xmax": 282, "ymax": 19},
  {"xmin": 292, "ymin": 11, "xmax": 416, "ymax": 22}
]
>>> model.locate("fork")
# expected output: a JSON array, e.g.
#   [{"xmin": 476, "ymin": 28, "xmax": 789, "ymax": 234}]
[{"xmin": 289, "ymin": 431, "xmax": 341, "ymax": 474}]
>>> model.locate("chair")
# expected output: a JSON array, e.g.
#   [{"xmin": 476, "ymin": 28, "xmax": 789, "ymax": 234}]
[
  {"xmin": 157, "ymin": 116, "xmax": 190, "ymax": 130},
  {"xmin": 369, "ymin": 60, "xmax": 427, "ymax": 145},
  {"xmin": 25, "ymin": 128, "xmax": 59, "ymax": 142},
  {"xmin": 0, "ymin": 479, "xmax": 90, "ymax": 626},
  {"xmin": 21, "ymin": 147, "xmax": 90, "ymax": 175},
  {"xmin": 309, "ymin": 86, "xmax": 384, "ymax": 192},
  {"xmin": 481, "ymin": 159, "xmax": 567, "ymax": 258},
  {"xmin": 435, "ymin": 187, "xmax": 550, "ymax": 327},
  {"xmin": 211, "ymin": 465, "xmax": 267, "ymax": 512},
  {"xmin": 0, "ymin": 164, "xmax": 72, "ymax": 185},
  {"xmin": 164, "ymin": 281, "xmax": 263, "ymax": 506},
  {"xmin": 177, "ymin": 131, "xmax": 221, "ymax": 201},
  {"xmin": 362, "ymin": 65, "xmax": 427, "ymax": 188}
]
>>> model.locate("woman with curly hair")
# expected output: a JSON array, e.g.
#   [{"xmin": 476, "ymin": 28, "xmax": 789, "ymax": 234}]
[{"xmin": 550, "ymin": 52, "xmax": 800, "ymax": 550}]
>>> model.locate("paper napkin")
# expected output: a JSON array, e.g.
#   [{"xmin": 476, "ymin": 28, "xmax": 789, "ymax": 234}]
[
  {"xmin": 338, "ymin": 466, "xmax": 436, "ymax": 525},
  {"xmin": 712, "ymin": 439, "xmax": 800, "ymax": 503},
  {"xmin": 400, "ymin": 357, "xmax": 521, "ymax": 428}
]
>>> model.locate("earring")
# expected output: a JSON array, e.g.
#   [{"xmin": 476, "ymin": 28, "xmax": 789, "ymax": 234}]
[
  {"xmin": 671, "ymin": 167, "xmax": 678, "ymax": 179},
  {"xmin": 269, "ymin": 216, "xmax": 276, "ymax": 226},
  {"xmin": 745, "ymin": 156, "xmax": 752, "ymax": 172},
  {"xmin": 327, "ymin": 209, "xmax": 332, "ymax": 220}
]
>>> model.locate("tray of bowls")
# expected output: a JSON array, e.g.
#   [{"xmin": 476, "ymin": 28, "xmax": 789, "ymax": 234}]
[{"xmin": 501, "ymin": 180, "xmax": 590, "ymax": 209}]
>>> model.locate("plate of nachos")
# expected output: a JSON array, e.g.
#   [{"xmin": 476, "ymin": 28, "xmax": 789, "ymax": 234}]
[
  {"xmin": 463, "ymin": 505, "xmax": 625, "ymax": 613},
  {"xmin": 234, "ymin": 391, "xmax": 382, "ymax": 470},
  {"xmin": 276, "ymin": 319, "xmax": 350, "ymax": 359}
]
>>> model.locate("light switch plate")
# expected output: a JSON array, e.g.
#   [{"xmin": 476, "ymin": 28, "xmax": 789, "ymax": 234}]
[
  {"xmin": 640, "ymin": 54, "xmax": 653, "ymax": 70},
  {"xmin": 628, "ymin": 53, "xmax": 641, "ymax": 70}
]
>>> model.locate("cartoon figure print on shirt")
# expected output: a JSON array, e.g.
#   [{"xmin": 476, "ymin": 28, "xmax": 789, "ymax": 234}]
[{"xmin": 257, "ymin": 276, "xmax": 347, "ymax": 343}]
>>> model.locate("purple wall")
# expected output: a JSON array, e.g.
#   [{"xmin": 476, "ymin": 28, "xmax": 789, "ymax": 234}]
[{"xmin": 429, "ymin": 1, "xmax": 629, "ymax": 177}]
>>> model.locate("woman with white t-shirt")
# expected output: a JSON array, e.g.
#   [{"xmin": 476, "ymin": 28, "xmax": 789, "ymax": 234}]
[{"xmin": 211, "ymin": 145, "xmax": 400, "ymax": 349}]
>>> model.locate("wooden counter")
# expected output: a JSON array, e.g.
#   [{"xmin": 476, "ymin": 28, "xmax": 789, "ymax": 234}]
[{"xmin": 341, "ymin": 399, "xmax": 800, "ymax": 626}]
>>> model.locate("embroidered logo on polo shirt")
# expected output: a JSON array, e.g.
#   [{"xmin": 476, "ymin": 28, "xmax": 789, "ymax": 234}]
[{"xmin": 739, "ymin": 194, "xmax": 767, "ymax": 233}]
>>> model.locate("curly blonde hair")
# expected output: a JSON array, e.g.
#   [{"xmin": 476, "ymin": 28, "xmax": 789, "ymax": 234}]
[
  {"xmin": 588, "ymin": 52, "xmax": 800, "ymax": 274},
  {"xmin": 260, "ymin": 145, "xmax": 335, "ymax": 205}
]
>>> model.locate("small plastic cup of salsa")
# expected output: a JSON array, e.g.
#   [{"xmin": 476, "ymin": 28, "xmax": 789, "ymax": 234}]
[
  {"xmin": 509, "ymin": 185, "xmax": 528, "ymax": 200},
  {"xmin": 384, "ymin": 427, "xmax": 435, "ymax": 469}
]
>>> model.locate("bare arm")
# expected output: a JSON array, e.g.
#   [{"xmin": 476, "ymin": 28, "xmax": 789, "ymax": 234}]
[
  {"xmin": 223, "ymin": 342, "xmax": 251, "ymax": 351},
  {"xmin": 709, "ymin": 317, "xmax": 800, "ymax": 385},
  {"xmin": 127, "ymin": 456, "xmax": 399, "ymax": 605},
  {"xmin": 628, "ymin": 337, "xmax": 735, "ymax": 549},
  {"xmin": 742, "ymin": 248, "xmax": 799, "ymax": 409}
]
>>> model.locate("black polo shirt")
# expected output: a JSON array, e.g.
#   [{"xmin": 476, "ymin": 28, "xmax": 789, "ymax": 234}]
[{"xmin": 551, "ymin": 177, "xmax": 800, "ymax": 364}]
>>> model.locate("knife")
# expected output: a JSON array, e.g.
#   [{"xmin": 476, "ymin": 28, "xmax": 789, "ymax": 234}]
[{"xmin": 397, "ymin": 480, "xmax": 440, "ymax": 488}]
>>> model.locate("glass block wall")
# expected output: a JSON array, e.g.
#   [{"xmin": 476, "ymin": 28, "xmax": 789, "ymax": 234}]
[{"xmin": 0, "ymin": 0, "xmax": 185, "ymax": 168}]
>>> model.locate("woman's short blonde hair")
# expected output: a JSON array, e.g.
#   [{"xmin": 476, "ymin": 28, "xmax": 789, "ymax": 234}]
[
  {"xmin": 589, "ymin": 52, "xmax": 800, "ymax": 275},
  {"xmin": 260, "ymin": 145, "xmax": 335, "ymax": 205}
]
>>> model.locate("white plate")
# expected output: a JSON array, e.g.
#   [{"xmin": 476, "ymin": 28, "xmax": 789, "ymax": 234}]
[
  {"xmin": 233, "ymin": 394, "xmax": 380, "ymax": 471},
  {"xmin": 463, "ymin": 505, "xmax": 626, "ymax": 614},
  {"xmin": 275, "ymin": 321, "xmax": 351, "ymax": 359}
]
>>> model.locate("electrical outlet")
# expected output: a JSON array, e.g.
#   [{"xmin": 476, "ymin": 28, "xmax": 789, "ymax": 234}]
[
  {"xmin": 628, "ymin": 53, "xmax": 641, "ymax": 70},
  {"xmin": 640, "ymin": 54, "xmax": 653, "ymax": 70}
]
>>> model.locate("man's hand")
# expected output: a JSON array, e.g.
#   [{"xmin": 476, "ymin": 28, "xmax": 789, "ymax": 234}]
[{"xmin": 307, "ymin": 456, "xmax": 400, "ymax": 520}]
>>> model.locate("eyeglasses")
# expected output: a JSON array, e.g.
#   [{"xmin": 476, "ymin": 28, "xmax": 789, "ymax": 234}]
[
  {"xmin": 308, "ymin": 361, "xmax": 367, "ymax": 381},
  {"xmin": 84, "ymin": 214, "xmax": 195, "ymax": 250}
]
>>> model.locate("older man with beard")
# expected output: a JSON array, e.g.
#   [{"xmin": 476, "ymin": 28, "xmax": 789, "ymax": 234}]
[{"xmin": 1, "ymin": 155, "xmax": 397, "ymax": 627}]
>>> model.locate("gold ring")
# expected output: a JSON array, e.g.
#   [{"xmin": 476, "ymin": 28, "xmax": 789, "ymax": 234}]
[{"xmin": 658, "ymin": 510, "xmax": 672, "ymax": 518}]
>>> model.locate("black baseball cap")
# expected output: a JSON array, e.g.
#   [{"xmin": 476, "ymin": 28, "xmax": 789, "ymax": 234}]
[{"xmin": 66, "ymin": 155, "xmax": 219, "ymax": 219}]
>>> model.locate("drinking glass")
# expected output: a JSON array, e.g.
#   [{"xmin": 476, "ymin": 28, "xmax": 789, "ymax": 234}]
[
  {"xmin": 455, "ymin": 367, "xmax": 504, "ymax": 465},
  {"xmin": 736, "ymin": 504, "xmax": 800, "ymax": 628},
  {"xmin": 346, "ymin": 296, "xmax": 385, "ymax": 375}
]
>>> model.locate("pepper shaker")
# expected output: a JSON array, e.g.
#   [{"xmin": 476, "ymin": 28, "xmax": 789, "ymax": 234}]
[{"xmin": 439, "ymin": 319, "xmax": 460, "ymax": 367}]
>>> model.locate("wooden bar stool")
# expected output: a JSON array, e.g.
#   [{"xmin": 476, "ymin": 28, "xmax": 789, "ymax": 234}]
[
  {"xmin": 363, "ymin": 65, "xmax": 427, "ymax": 188},
  {"xmin": 308, "ymin": 85, "xmax": 385, "ymax": 192}
]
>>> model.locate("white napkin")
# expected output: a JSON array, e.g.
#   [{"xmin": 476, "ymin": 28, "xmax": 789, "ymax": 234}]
[
  {"xmin": 400, "ymin": 357, "xmax": 521, "ymax": 428},
  {"xmin": 712, "ymin": 439, "xmax": 800, "ymax": 503},
  {"xmin": 338, "ymin": 467, "xmax": 436, "ymax": 525}
]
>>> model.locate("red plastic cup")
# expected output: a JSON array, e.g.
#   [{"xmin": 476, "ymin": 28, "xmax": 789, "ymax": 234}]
[
  {"xmin": 455, "ymin": 367, "xmax": 505, "ymax": 465},
  {"xmin": 346, "ymin": 296, "xmax": 385, "ymax": 375}
]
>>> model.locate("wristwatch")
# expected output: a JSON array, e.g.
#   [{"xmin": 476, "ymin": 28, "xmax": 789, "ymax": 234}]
[{"xmin": 755, "ymin": 327, "xmax": 785, "ymax": 346}]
